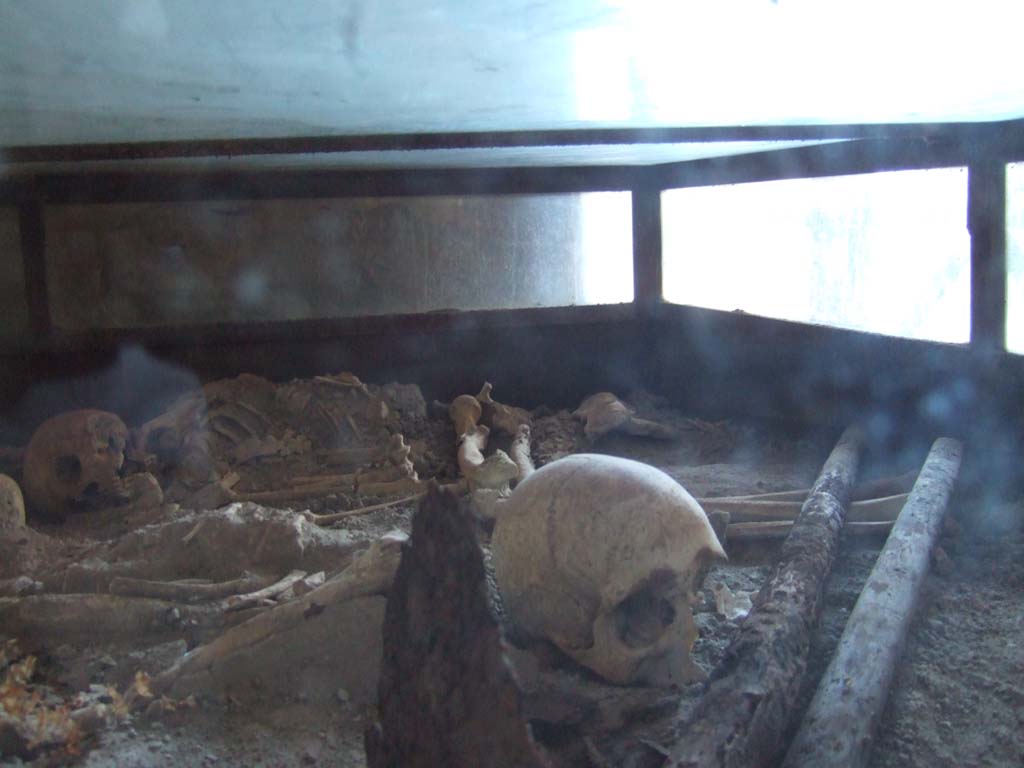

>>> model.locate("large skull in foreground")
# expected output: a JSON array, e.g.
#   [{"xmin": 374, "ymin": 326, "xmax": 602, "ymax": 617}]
[
  {"xmin": 23, "ymin": 409, "xmax": 130, "ymax": 519},
  {"xmin": 491, "ymin": 453, "xmax": 725, "ymax": 687}
]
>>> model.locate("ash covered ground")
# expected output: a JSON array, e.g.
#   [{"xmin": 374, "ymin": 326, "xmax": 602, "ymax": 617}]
[{"xmin": 2, "ymin": 380, "xmax": 1021, "ymax": 768}]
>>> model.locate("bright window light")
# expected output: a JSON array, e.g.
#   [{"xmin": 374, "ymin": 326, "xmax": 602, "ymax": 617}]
[
  {"xmin": 579, "ymin": 193, "xmax": 633, "ymax": 304},
  {"xmin": 662, "ymin": 168, "xmax": 970, "ymax": 343},
  {"xmin": 571, "ymin": 1, "xmax": 1024, "ymax": 126},
  {"xmin": 1008, "ymin": 163, "xmax": 1024, "ymax": 354}
]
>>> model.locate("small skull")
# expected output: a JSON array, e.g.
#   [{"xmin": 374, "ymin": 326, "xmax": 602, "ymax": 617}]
[
  {"xmin": 23, "ymin": 409, "xmax": 131, "ymax": 519},
  {"xmin": 491, "ymin": 453, "xmax": 725, "ymax": 687},
  {"xmin": 0, "ymin": 474, "xmax": 26, "ymax": 529}
]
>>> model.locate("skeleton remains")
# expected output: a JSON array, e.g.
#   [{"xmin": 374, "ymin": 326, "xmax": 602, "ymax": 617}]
[
  {"xmin": 450, "ymin": 384, "xmax": 528, "ymax": 495},
  {"xmin": 0, "ymin": 374, "xmax": 963, "ymax": 765},
  {"xmin": 573, "ymin": 392, "xmax": 679, "ymax": 441},
  {"xmin": 491, "ymin": 453, "xmax": 726, "ymax": 687}
]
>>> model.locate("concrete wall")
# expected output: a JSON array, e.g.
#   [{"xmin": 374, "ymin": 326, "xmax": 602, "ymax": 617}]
[{"xmin": 44, "ymin": 195, "xmax": 607, "ymax": 330}]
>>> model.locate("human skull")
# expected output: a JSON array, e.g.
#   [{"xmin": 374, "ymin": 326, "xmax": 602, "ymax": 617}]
[
  {"xmin": 491, "ymin": 453, "xmax": 726, "ymax": 687},
  {"xmin": 573, "ymin": 392, "xmax": 632, "ymax": 440},
  {"xmin": 23, "ymin": 409, "xmax": 131, "ymax": 519},
  {"xmin": 0, "ymin": 474, "xmax": 26, "ymax": 529}
]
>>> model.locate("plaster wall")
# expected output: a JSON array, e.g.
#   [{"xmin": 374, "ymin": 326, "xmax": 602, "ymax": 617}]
[{"xmin": 44, "ymin": 195, "xmax": 601, "ymax": 330}]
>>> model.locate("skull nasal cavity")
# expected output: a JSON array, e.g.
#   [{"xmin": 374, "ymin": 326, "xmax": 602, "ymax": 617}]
[
  {"xmin": 55, "ymin": 455, "xmax": 83, "ymax": 484},
  {"xmin": 613, "ymin": 577, "xmax": 678, "ymax": 649}
]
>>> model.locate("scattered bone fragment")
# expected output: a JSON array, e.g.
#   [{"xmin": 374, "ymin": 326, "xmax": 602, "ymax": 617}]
[
  {"xmin": 108, "ymin": 572, "xmax": 275, "ymax": 603},
  {"xmin": 209, "ymin": 403, "xmax": 269, "ymax": 447},
  {"xmin": 22, "ymin": 409, "xmax": 132, "ymax": 520},
  {"xmin": 203, "ymin": 373, "xmax": 278, "ymax": 413},
  {"xmin": 312, "ymin": 372, "xmax": 370, "ymax": 393},
  {"xmin": 302, "ymin": 494, "xmax": 425, "ymax": 526},
  {"xmin": 695, "ymin": 470, "xmax": 918, "ymax": 506},
  {"xmin": 223, "ymin": 569, "xmax": 309, "ymax": 612},
  {"xmin": 726, "ymin": 519, "xmax": 894, "ymax": 542},
  {"xmin": 145, "ymin": 532, "xmax": 407, "ymax": 709},
  {"xmin": 338, "ymin": 530, "xmax": 408, "ymax": 592},
  {"xmin": 62, "ymin": 503, "xmax": 362, "ymax": 589},
  {"xmin": 492, "ymin": 454, "xmax": 725, "ymax": 687},
  {"xmin": 234, "ymin": 464, "xmax": 423, "ymax": 504},
  {"xmin": 711, "ymin": 582, "xmax": 753, "ymax": 621},
  {"xmin": 449, "ymin": 394, "xmax": 483, "ymax": 437},
  {"xmin": 456, "ymin": 424, "xmax": 519, "ymax": 493},
  {"xmin": 699, "ymin": 492, "xmax": 909, "ymax": 524},
  {"xmin": 288, "ymin": 570, "xmax": 326, "ymax": 598},
  {"xmin": 284, "ymin": 464, "xmax": 408, "ymax": 491},
  {"xmin": 0, "ymin": 474, "xmax": 26, "ymax": 529},
  {"xmin": 318, "ymin": 433, "xmax": 410, "ymax": 470},
  {"xmin": 475, "ymin": 382, "xmax": 531, "ymax": 436},
  {"xmin": 1, "ymin": 521, "xmax": 397, "ymax": 659},
  {"xmin": 573, "ymin": 392, "xmax": 630, "ymax": 437},
  {"xmin": 457, "ymin": 424, "xmax": 489, "ymax": 478},
  {"xmin": 573, "ymin": 392, "xmax": 679, "ymax": 441},
  {"xmin": 509, "ymin": 424, "xmax": 536, "ymax": 483},
  {"xmin": 471, "ymin": 453, "xmax": 519, "ymax": 495},
  {"xmin": 234, "ymin": 480, "xmax": 349, "ymax": 505}
]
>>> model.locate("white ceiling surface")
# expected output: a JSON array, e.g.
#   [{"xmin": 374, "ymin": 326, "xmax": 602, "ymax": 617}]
[{"xmin": 1, "ymin": 0, "xmax": 1022, "ymax": 149}]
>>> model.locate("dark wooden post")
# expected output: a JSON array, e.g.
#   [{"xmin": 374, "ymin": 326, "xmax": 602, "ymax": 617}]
[
  {"xmin": 632, "ymin": 186, "xmax": 663, "ymax": 308},
  {"xmin": 782, "ymin": 438, "xmax": 963, "ymax": 768},
  {"xmin": 667, "ymin": 426, "xmax": 864, "ymax": 768},
  {"xmin": 968, "ymin": 161, "xmax": 1007, "ymax": 350}
]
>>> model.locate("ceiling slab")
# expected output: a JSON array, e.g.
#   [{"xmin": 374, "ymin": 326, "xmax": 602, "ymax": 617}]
[{"xmin": 1, "ymin": 0, "xmax": 1022, "ymax": 151}]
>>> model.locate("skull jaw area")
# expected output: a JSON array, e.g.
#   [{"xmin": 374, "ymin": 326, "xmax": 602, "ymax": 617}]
[{"xmin": 567, "ymin": 598, "xmax": 704, "ymax": 688}]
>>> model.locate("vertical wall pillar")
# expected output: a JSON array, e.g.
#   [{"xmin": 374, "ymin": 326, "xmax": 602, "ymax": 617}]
[
  {"xmin": 632, "ymin": 186, "xmax": 663, "ymax": 308},
  {"xmin": 18, "ymin": 200, "xmax": 51, "ymax": 340},
  {"xmin": 968, "ymin": 162, "xmax": 1007, "ymax": 350}
]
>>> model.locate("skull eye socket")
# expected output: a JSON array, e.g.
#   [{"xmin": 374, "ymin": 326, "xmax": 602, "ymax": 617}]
[
  {"xmin": 613, "ymin": 570, "xmax": 679, "ymax": 649},
  {"xmin": 105, "ymin": 433, "xmax": 127, "ymax": 454},
  {"xmin": 55, "ymin": 455, "xmax": 83, "ymax": 485}
]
